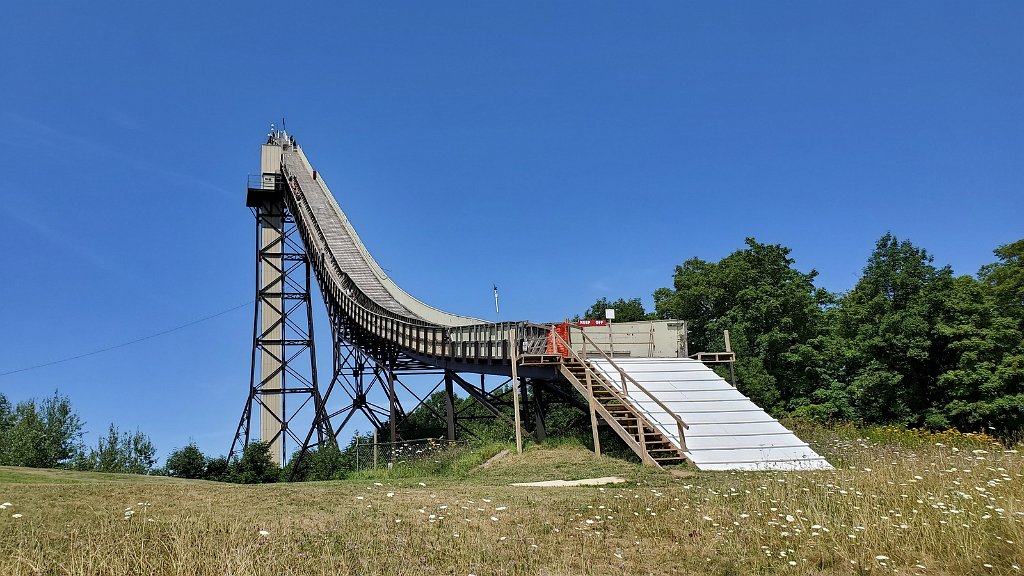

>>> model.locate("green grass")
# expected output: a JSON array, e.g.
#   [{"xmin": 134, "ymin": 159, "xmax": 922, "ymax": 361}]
[
  {"xmin": 0, "ymin": 466, "xmax": 183, "ymax": 485},
  {"xmin": 1, "ymin": 424, "xmax": 1022, "ymax": 575}
]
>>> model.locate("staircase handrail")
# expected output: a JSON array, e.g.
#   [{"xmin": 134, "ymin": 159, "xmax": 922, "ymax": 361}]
[{"xmin": 532, "ymin": 322, "xmax": 689, "ymax": 449}]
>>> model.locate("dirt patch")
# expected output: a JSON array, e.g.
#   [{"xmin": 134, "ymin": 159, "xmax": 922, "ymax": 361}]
[
  {"xmin": 478, "ymin": 449, "xmax": 510, "ymax": 469},
  {"xmin": 509, "ymin": 476, "xmax": 627, "ymax": 487}
]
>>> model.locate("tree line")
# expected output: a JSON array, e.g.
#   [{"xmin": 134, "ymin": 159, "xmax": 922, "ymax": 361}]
[
  {"xmin": 0, "ymin": 390, "xmax": 302, "ymax": 482},
  {"xmin": 0, "ymin": 393, "xmax": 156, "ymax": 472},
  {"xmin": 588, "ymin": 234, "xmax": 1023, "ymax": 438},
  {"xmin": 4, "ymin": 233, "xmax": 1018, "ymax": 479}
]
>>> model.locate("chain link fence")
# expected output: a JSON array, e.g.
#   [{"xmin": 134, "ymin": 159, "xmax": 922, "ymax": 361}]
[{"xmin": 347, "ymin": 435, "xmax": 469, "ymax": 473}]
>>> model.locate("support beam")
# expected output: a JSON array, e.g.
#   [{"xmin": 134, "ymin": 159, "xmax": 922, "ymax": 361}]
[
  {"xmin": 532, "ymin": 381, "xmax": 546, "ymax": 442},
  {"xmin": 388, "ymin": 368, "xmax": 397, "ymax": 444},
  {"xmin": 510, "ymin": 328, "xmax": 523, "ymax": 455},
  {"xmin": 444, "ymin": 371, "xmax": 456, "ymax": 441},
  {"xmin": 449, "ymin": 372, "xmax": 518, "ymax": 429}
]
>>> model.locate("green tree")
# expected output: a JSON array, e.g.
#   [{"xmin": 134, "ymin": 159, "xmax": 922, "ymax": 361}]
[
  {"xmin": 583, "ymin": 297, "xmax": 650, "ymax": 322},
  {"xmin": 204, "ymin": 456, "xmax": 230, "ymax": 481},
  {"xmin": 286, "ymin": 442, "xmax": 348, "ymax": 482},
  {"xmin": 399, "ymin": 391, "xmax": 451, "ymax": 439},
  {"xmin": 930, "ymin": 275, "xmax": 1024, "ymax": 432},
  {"xmin": 0, "ymin": 392, "xmax": 84, "ymax": 468},
  {"xmin": 980, "ymin": 239, "xmax": 1024, "ymax": 324},
  {"xmin": 229, "ymin": 441, "xmax": 279, "ymax": 484},
  {"xmin": 75, "ymin": 424, "xmax": 157, "ymax": 474},
  {"xmin": 653, "ymin": 238, "xmax": 831, "ymax": 413},
  {"xmin": 829, "ymin": 233, "xmax": 954, "ymax": 426},
  {"xmin": 165, "ymin": 443, "xmax": 207, "ymax": 479}
]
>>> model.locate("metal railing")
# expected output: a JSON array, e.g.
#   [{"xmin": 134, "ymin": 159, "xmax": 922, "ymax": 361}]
[
  {"xmin": 282, "ymin": 163, "xmax": 549, "ymax": 363},
  {"xmin": 247, "ymin": 173, "xmax": 283, "ymax": 190}
]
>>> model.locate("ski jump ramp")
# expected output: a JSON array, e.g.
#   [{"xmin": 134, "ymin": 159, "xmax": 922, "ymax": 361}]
[{"xmin": 249, "ymin": 131, "xmax": 831, "ymax": 472}]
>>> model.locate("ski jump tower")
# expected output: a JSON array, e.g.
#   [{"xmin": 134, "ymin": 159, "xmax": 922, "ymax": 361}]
[{"xmin": 231, "ymin": 129, "xmax": 832, "ymax": 472}]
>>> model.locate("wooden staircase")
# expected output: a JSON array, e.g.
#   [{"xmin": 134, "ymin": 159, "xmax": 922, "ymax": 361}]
[{"xmin": 558, "ymin": 357, "xmax": 687, "ymax": 468}]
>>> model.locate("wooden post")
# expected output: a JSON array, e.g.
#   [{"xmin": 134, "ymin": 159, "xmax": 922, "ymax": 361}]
[
  {"xmin": 724, "ymin": 329, "xmax": 737, "ymax": 388},
  {"xmin": 648, "ymin": 321, "xmax": 655, "ymax": 357},
  {"xmin": 607, "ymin": 320, "xmax": 614, "ymax": 357},
  {"xmin": 681, "ymin": 320, "xmax": 689, "ymax": 358},
  {"xmin": 585, "ymin": 366, "xmax": 601, "ymax": 456},
  {"xmin": 372, "ymin": 429, "xmax": 379, "ymax": 469},
  {"xmin": 510, "ymin": 328, "xmax": 524, "ymax": 454},
  {"xmin": 638, "ymin": 416, "xmax": 649, "ymax": 464}
]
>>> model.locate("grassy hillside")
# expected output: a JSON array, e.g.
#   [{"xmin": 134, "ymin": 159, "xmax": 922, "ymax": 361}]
[{"xmin": 0, "ymin": 425, "xmax": 1021, "ymax": 575}]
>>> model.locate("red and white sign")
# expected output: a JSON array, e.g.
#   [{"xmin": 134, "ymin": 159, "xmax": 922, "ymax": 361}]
[{"xmin": 577, "ymin": 319, "xmax": 607, "ymax": 327}]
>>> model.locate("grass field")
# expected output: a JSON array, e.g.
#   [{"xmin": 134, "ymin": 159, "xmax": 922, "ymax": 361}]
[{"xmin": 1, "ymin": 424, "xmax": 1021, "ymax": 575}]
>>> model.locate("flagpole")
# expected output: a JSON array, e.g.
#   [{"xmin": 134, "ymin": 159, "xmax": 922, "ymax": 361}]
[{"xmin": 493, "ymin": 284, "xmax": 500, "ymax": 322}]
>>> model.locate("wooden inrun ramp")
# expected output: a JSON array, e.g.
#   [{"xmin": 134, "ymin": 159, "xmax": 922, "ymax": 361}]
[
  {"xmin": 555, "ymin": 356, "xmax": 832, "ymax": 471},
  {"xmin": 269, "ymin": 133, "xmax": 832, "ymax": 472}
]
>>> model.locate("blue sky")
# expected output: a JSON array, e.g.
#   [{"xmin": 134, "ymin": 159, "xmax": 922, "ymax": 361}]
[{"xmin": 1, "ymin": 2, "xmax": 1021, "ymax": 462}]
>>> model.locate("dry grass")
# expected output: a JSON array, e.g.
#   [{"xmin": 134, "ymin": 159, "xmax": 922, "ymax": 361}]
[{"xmin": 0, "ymin": 425, "xmax": 1021, "ymax": 575}]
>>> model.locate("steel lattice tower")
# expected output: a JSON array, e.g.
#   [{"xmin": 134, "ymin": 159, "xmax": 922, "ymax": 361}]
[{"xmin": 229, "ymin": 142, "xmax": 332, "ymax": 466}]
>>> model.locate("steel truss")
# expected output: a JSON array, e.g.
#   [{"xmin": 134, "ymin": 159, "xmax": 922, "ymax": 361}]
[
  {"xmin": 286, "ymin": 301, "xmax": 571, "ymax": 475},
  {"xmin": 229, "ymin": 196, "xmax": 331, "ymax": 465},
  {"xmin": 232, "ymin": 187, "xmax": 574, "ymax": 475}
]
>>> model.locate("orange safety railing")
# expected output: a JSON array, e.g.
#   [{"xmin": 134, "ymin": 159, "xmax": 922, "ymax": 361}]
[{"xmin": 545, "ymin": 322, "xmax": 571, "ymax": 356}]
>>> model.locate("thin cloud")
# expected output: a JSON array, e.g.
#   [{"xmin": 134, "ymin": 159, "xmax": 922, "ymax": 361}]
[
  {"xmin": 5, "ymin": 112, "xmax": 232, "ymax": 198},
  {"xmin": 4, "ymin": 204, "xmax": 116, "ymax": 273}
]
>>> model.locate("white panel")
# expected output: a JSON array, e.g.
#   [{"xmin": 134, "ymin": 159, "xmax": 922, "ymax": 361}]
[
  {"xmin": 588, "ymin": 358, "xmax": 832, "ymax": 471},
  {"xmin": 683, "ymin": 434, "xmax": 807, "ymax": 451}
]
